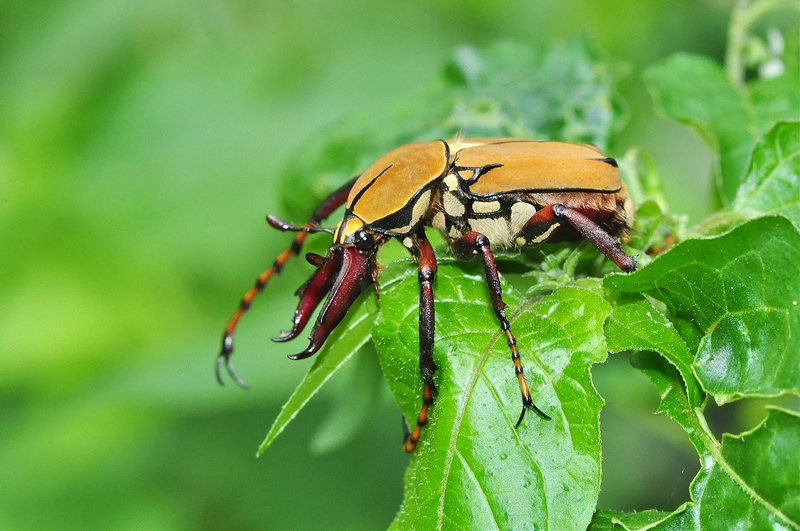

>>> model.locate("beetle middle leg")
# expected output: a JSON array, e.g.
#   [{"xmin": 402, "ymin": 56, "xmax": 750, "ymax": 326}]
[
  {"xmin": 453, "ymin": 231, "xmax": 551, "ymax": 428},
  {"xmin": 403, "ymin": 232, "xmax": 438, "ymax": 453}
]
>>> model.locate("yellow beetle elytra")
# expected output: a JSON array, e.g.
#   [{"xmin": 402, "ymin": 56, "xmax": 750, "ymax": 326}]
[{"xmin": 219, "ymin": 138, "xmax": 636, "ymax": 452}]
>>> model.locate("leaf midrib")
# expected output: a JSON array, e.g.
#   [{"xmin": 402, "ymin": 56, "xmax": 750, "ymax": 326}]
[{"xmin": 435, "ymin": 293, "xmax": 552, "ymax": 530}]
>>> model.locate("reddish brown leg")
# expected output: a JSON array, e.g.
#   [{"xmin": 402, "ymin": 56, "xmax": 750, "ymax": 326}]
[
  {"xmin": 404, "ymin": 233, "xmax": 438, "ymax": 453},
  {"xmin": 217, "ymin": 176, "xmax": 357, "ymax": 387},
  {"xmin": 455, "ymin": 232, "xmax": 551, "ymax": 428},
  {"xmin": 550, "ymin": 204, "xmax": 637, "ymax": 272}
]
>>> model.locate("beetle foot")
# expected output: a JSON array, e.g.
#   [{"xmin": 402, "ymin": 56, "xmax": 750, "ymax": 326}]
[
  {"xmin": 271, "ymin": 330, "xmax": 295, "ymax": 343},
  {"xmin": 216, "ymin": 335, "xmax": 249, "ymax": 388},
  {"xmin": 515, "ymin": 400, "xmax": 551, "ymax": 428},
  {"xmin": 287, "ymin": 346, "xmax": 315, "ymax": 361},
  {"xmin": 271, "ymin": 326, "xmax": 300, "ymax": 343},
  {"xmin": 623, "ymin": 254, "xmax": 638, "ymax": 273}
]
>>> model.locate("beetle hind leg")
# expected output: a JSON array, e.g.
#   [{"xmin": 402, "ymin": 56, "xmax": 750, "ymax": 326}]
[
  {"xmin": 525, "ymin": 204, "xmax": 637, "ymax": 272},
  {"xmin": 456, "ymin": 231, "xmax": 551, "ymax": 429},
  {"xmin": 218, "ymin": 244, "xmax": 300, "ymax": 388},
  {"xmin": 508, "ymin": 330, "xmax": 552, "ymax": 427},
  {"xmin": 552, "ymin": 203, "xmax": 636, "ymax": 272},
  {"xmin": 403, "ymin": 233, "xmax": 438, "ymax": 453}
]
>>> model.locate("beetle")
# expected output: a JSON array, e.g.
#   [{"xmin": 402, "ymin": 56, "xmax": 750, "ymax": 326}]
[{"xmin": 218, "ymin": 138, "xmax": 636, "ymax": 452}]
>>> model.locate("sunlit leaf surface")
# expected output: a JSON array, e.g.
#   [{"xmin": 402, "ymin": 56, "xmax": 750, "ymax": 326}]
[
  {"xmin": 373, "ymin": 263, "xmax": 610, "ymax": 530},
  {"xmin": 607, "ymin": 217, "xmax": 800, "ymax": 403}
]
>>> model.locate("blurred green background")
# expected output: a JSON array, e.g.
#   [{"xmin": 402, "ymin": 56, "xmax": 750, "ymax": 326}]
[{"xmin": 0, "ymin": 1, "xmax": 760, "ymax": 528}]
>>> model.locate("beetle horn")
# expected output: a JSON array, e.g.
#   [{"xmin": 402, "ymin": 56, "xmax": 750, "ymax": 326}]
[
  {"xmin": 272, "ymin": 248, "xmax": 343, "ymax": 343},
  {"xmin": 288, "ymin": 246, "xmax": 375, "ymax": 360}
]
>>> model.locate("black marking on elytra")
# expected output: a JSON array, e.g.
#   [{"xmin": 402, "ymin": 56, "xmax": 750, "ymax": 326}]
[
  {"xmin": 370, "ymin": 181, "xmax": 440, "ymax": 236},
  {"xmin": 452, "ymin": 162, "xmax": 504, "ymax": 185},
  {"xmin": 347, "ymin": 164, "xmax": 392, "ymax": 212},
  {"xmin": 597, "ymin": 157, "xmax": 618, "ymax": 167},
  {"xmin": 467, "ymin": 186, "xmax": 622, "ymax": 198}
]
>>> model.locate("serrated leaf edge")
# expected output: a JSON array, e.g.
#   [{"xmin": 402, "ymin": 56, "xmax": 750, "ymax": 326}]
[{"xmin": 687, "ymin": 406, "xmax": 798, "ymax": 528}]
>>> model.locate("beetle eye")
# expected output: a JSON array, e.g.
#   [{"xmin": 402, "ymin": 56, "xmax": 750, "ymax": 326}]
[{"xmin": 353, "ymin": 229, "xmax": 375, "ymax": 251}]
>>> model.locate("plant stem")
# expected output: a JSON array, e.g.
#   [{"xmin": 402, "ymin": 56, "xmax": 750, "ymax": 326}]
[
  {"xmin": 726, "ymin": 0, "xmax": 749, "ymax": 87},
  {"xmin": 726, "ymin": 0, "xmax": 800, "ymax": 87}
]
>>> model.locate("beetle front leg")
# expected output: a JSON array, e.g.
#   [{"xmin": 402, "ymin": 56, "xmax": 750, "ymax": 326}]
[
  {"xmin": 455, "ymin": 232, "xmax": 551, "ymax": 428},
  {"xmin": 217, "ymin": 176, "xmax": 358, "ymax": 387},
  {"xmin": 403, "ymin": 233, "xmax": 438, "ymax": 453}
]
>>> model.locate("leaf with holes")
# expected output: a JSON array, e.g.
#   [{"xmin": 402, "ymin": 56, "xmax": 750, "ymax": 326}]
[
  {"xmin": 606, "ymin": 216, "xmax": 800, "ymax": 403},
  {"xmin": 590, "ymin": 508, "xmax": 673, "ymax": 530},
  {"xmin": 660, "ymin": 407, "xmax": 800, "ymax": 530},
  {"xmin": 590, "ymin": 351, "xmax": 800, "ymax": 530},
  {"xmin": 605, "ymin": 350, "xmax": 800, "ymax": 531},
  {"xmin": 373, "ymin": 262, "xmax": 611, "ymax": 530}
]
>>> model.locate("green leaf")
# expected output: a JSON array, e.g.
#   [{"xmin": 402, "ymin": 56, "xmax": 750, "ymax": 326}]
[
  {"xmin": 257, "ymin": 294, "xmax": 378, "ymax": 456},
  {"xmin": 627, "ymin": 352, "xmax": 707, "ymax": 456},
  {"xmin": 606, "ymin": 216, "xmax": 800, "ymax": 403},
  {"xmin": 373, "ymin": 262, "xmax": 611, "ymax": 530},
  {"xmin": 603, "ymin": 293, "xmax": 703, "ymax": 410},
  {"xmin": 617, "ymin": 148, "xmax": 668, "ymax": 212},
  {"xmin": 308, "ymin": 343, "xmax": 382, "ymax": 455},
  {"xmin": 589, "ymin": 509, "xmax": 673, "ymax": 530},
  {"xmin": 733, "ymin": 121, "xmax": 800, "ymax": 228},
  {"xmin": 645, "ymin": 54, "xmax": 799, "ymax": 204},
  {"xmin": 598, "ymin": 352, "xmax": 799, "ymax": 530},
  {"xmin": 441, "ymin": 37, "xmax": 624, "ymax": 147},
  {"xmin": 659, "ymin": 407, "xmax": 800, "ymax": 530},
  {"xmin": 622, "ymin": 201, "xmax": 664, "ymax": 259}
]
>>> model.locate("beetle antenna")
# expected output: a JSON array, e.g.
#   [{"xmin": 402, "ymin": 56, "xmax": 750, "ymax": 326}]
[{"xmin": 267, "ymin": 214, "xmax": 335, "ymax": 234}]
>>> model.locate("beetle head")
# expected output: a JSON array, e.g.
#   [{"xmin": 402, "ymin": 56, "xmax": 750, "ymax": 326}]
[
  {"xmin": 274, "ymin": 226, "xmax": 384, "ymax": 360},
  {"xmin": 334, "ymin": 214, "xmax": 366, "ymax": 244}
]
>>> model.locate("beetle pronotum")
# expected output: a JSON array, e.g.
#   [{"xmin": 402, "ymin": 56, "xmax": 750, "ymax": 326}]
[{"xmin": 219, "ymin": 138, "xmax": 636, "ymax": 452}]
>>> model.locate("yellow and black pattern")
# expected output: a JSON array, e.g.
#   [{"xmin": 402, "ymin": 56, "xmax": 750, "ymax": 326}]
[{"xmin": 221, "ymin": 137, "xmax": 636, "ymax": 453}]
